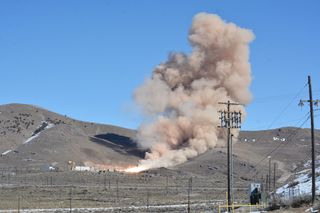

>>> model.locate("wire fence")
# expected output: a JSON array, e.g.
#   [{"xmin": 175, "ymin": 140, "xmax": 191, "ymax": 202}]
[
  {"xmin": 278, "ymin": 185, "xmax": 302, "ymax": 201},
  {"xmin": 0, "ymin": 169, "xmax": 251, "ymax": 212}
]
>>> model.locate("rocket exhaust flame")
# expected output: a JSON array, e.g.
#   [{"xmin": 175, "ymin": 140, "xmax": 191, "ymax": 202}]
[
  {"xmin": 134, "ymin": 13, "xmax": 254, "ymax": 171},
  {"xmin": 124, "ymin": 166, "xmax": 148, "ymax": 173},
  {"xmin": 84, "ymin": 161, "xmax": 147, "ymax": 173}
]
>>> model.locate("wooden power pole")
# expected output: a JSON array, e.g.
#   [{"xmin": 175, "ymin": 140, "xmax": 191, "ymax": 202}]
[
  {"xmin": 268, "ymin": 156, "xmax": 271, "ymax": 194},
  {"xmin": 218, "ymin": 101, "xmax": 242, "ymax": 212},
  {"xmin": 299, "ymin": 75, "xmax": 320, "ymax": 204},
  {"xmin": 273, "ymin": 162, "xmax": 276, "ymax": 193}
]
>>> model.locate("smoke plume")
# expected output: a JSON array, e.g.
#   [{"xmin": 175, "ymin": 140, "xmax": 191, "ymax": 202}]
[{"xmin": 134, "ymin": 13, "xmax": 254, "ymax": 170}]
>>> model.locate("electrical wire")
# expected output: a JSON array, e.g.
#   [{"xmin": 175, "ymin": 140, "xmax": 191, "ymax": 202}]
[
  {"xmin": 248, "ymin": 113, "xmax": 310, "ymax": 181},
  {"xmin": 222, "ymin": 82, "xmax": 313, "ymax": 196},
  {"xmin": 266, "ymin": 83, "xmax": 307, "ymax": 130},
  {"xmin": 237, "ymin": 84, "xmax": 308, "ymax": 170},
  {"xmin": 252, "ymin": 92, "xmax": 307, "ymax": 104},
  {"xmin": 239, "ymin": 83, "xmax": 308, "ymax": 174},
  {"xmin": 234, "ymin": 83, "xmax": 319, "ymax": 200}
]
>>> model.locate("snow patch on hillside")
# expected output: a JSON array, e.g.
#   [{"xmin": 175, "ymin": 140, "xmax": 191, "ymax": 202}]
[
  {"xmin": 1, "ymin": 149, "xmax": 12, "ymax": 156},
  {"xmin": 24, "ymin": 122, "xmax": 54, "ymax": 144},
  {"xmin": 273, "ymin": 137, "xmax": 286, "ymax": 142},
  {"xmin": 277, "ymin": 158, "xmax": 320, "ymax": 200}
]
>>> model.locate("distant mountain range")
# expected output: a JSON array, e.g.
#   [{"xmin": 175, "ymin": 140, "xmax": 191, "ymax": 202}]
[{"xmin": 0, "ymin": 103, "xmax": 319, "ymax": 188}]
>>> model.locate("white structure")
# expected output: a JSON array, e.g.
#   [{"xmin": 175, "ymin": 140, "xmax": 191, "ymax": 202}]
[
  {"xmin": 250, "ymin": 183, "xmax": 261, "ymax": 194},
  {"xmin": 73, "ymin": 166, "xmax": 91, "ymax": 171},
  {"xmin": 1, "ymin": 150, "xmax": 12, "ymax": 156}
]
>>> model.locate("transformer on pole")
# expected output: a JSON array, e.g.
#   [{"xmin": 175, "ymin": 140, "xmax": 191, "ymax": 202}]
[{"xmin": 218, "ymin": 100, "xmax": 243, "ymax": 212}]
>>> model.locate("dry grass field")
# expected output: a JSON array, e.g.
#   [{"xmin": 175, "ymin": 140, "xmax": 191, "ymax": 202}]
[
  {"xmin": 0, "ymin": 169, "xmax": 250, "ymax": 212},
  {"xmin": 0, "ymin": 104, "xmax": 319, "ymax": 212}
]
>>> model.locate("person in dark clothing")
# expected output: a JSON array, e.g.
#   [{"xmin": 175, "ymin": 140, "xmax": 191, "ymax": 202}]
[{"xmin": 250, "ymin": 187, "xmax": 261, "ymax": 205}]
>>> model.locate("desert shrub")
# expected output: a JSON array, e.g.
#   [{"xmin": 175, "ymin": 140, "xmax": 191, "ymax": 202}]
[
  {"xmin": 270, "ymin": 195, "xmax": 312, "ymax": 211},
  {"xmin": 290, "ymin": 195, "xmax": 311, "ymax": 208},
  {"xmin": 265, "ymin": 203, "xmax": 280, "ymax": 211},
  {"xmin": 288, "ymin": 181, "xmax": 299, "ymax": 188},
  {"xmin": 312, "ymin": 200, "xmax": 320, "ymax": 211}
]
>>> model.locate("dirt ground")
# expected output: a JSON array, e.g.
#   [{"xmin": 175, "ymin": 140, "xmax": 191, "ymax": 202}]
[
  {"xmin": 271, "ymin": 207, "xmax": 311, "ymax": 212},
  {"xmin": 0, "ymin": 170, "xmax": 253, "ymax": 212}
]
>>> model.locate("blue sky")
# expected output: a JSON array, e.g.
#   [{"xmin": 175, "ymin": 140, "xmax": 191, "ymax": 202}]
[{"xmin": 0, "ymin": 0, "xmax": 319, "ymax": 130}]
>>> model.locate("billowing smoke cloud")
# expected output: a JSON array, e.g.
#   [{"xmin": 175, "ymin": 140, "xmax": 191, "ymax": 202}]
[{"xmin": 133, "ymin": 13, "xmax": 254, "ymax": 170}]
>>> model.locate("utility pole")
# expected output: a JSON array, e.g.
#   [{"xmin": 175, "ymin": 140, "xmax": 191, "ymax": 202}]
[
  {"xmin": 268, "ymin": 156, "xmax": 271, "ymax": 194},
  {"xmin": 273, "ymin": 162, "xmax": 276, "ymax": 193},
  {"xmin": 299, "ymin": 75, "xmax": 320, "ymax": 204},
  {"xmin": 69, "ymin": 186, "xmax": 72, "ymax": 213},
  {"xmin": 187, "ymin": 177, "xmax": 192, "ymax": 213},
  {"xmin": 166, "ymin": 176, "xmax": 168, "ymax": 195},
  {"xmin": 116, "ymin": 178, "xmax": 119, "ymax": 205},
  {"xmin": 190, "ymin": 176, "xmax": 193, "ymax": 193},
  {"xmin": 147, "ymin": 187, "xmax": 150, "ymax": 212},
  {"xmin": 18, "ymin": 196, "xmax": 20, "ymax": 213},
  {"xmin": 266, "ymin": 174, "xmax": 269, "ymax": 198},
  {"xmin": 104, "ymin": 172, "xmax": 107, "ymax": 190},
  {"xmin": 231, "ymin": 134, "xmax": 234, "ymax": 204},
  {"xmin": 218, "ymin": 100, "xmax": 242, "ymax": 212},
  {"xmin": 261, "ymin": 175, "xmax": 265, "ymax": 203}
]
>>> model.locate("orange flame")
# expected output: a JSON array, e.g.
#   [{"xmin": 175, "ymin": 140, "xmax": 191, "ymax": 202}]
[{"xmin": 124, "ymin": 166, "xmax": 147, "ymax": 173}]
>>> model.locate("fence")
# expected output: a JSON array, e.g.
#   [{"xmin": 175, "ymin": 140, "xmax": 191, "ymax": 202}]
[
  {"xmin": 277, "ymin": 185, "xmax": 302, "ymax": 201},
  {"xmin": 0, "ymin": 168, "xmax": 251, "ymax": 212}
]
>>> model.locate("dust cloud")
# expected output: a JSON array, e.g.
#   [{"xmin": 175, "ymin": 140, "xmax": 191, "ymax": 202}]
[{"xmin": 133, "ymin": 13, "xmax": 254, "ymax": 170}]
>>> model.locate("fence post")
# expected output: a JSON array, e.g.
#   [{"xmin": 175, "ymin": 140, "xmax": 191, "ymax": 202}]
[
  {"xmin": 116, "ymin": 178, "xmax": 119, "ymax": 205},
  {"xmin": 166, "ymin": 176, "xmax": 168, "ymax": 195},
  {"xmin": 147, "ymin": 187, "xmax": 150, "ymax": 212},
  {"xmin": 69, "ymin": 186, "xmax": 72, "ymax": 213},
  {"xmin": 187, "ymin": 177, "xmax": 191, "ymax": 213},
  {"xmin": 17, "ymin": 196, "xmax": 20, "ymax": 213}
]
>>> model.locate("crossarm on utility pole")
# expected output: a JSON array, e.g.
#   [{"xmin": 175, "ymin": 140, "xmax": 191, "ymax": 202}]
[
  {"xmin": 218, "ymin": 100, "xmax": 243, "ymax": 212},
  {"xmin": 299, "ymin": 75, "xmax": 319, "ymax": 204}
]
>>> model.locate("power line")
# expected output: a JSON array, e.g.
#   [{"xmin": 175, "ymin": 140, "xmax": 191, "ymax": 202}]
[
  {"xmin": 266, "ymin": 113, "xmax": 310, "ymax": 128},
  {"xmin": 241, "ymin": 84, "xmax": 308, "ymax": 144},
  {"xmin": 242, "ymin": 112, "xmax": 311, "ymax": 131},
  {"xmin": 262, "ymin": 107, "xmax": 318, "ymax": 186},
  {"xmin": 233, "ymin": 82, "xmax": 317, "ymax": 203},
  {"xmin": 251, "ymin": 99, "xmax": 318, "ymax": 180},
  {"xmin": 251, "ymin": 115, "xmax": 310, "ymax": 178},
  {"xmin": 260, "ymin": 114, "xmax": 311, "ymax": 170},
  {"xmin": 252, "ymin": 92, "xmax": 308, "ymax": 104},
  {"xmin": 239, "ymin": 84, "xmax": 309, "ymax": 171},
  {"xmin": 233, "ymin": 83, "xmax": 310, "ymax": 187},
  {"xmin": 267, "ymin": 83, "xmax": 307, "ymax": 130},
  {"xmin": 229, "ymin": 82, "xmax": 313, "ymax": 202},
  {"xmin": 299, "ymin": 75, "xmax": 318, "ymax": 204}
]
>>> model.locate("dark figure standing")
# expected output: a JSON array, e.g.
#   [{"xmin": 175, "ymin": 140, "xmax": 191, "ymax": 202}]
[{"xmin": 250, "ymin": 187, "xmax": 261, "ymax": 205}]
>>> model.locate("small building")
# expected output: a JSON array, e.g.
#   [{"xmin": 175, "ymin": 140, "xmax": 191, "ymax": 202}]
[{"xmin": 73, "ymin": 166, "xmax": 91, "ymax": 172}]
